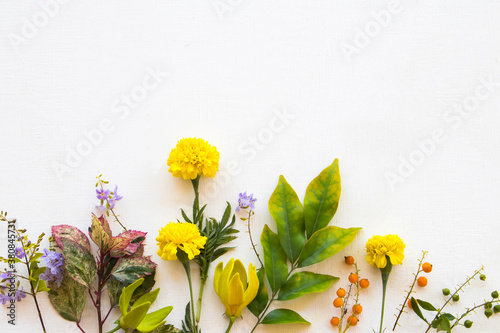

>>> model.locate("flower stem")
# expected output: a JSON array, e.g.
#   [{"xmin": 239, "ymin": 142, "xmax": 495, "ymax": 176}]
[
  {"xmin": 105, "ymin": 325, "xmax": 121, "ymax": 333},
  {"xmin": 225, "ymin": 316, "xmax": 236, "ymax": 333},
  {"xmin": 196, "ymin": 274, "xmax": 206, "ymax": 323},
  {"xmin": 247, "ymin": 211, "xmax": 263, "ymax": 269},
  {"xmin": 182, "ymin": 261, "xmax": 198, "ymax": 333},
  {"xmin": 379, "ymin": 260, "xmax": 393, "ymax": 333}
]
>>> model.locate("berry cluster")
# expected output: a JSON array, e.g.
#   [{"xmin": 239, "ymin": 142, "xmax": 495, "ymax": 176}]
[{"xmin": 330, "ymin": 256, "xmax": 370, "ymax": 331}]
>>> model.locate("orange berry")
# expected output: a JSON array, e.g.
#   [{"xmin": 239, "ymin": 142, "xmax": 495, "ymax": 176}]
[
  {"xmin": 333, "ymin": 297, "xmax": 344, "ymax": 308},
  {"xmin": 347, "ymin": 315, "xmax": 358, "ymax": 326},
  {"xmin": 330, "ymin": 316, "xmax": 340, "ymax": 326},
  {"xmin": 336, "ymin": 288, "xmax": 346, "ymax": 298},
  {"xmin": 352, "ymin": 304, "xmax": 363, "ymax": 314},
  {"xmin": 348, "ymin": 273, "xmax": 358, "ymax": 284},
  {"xmin": 359, "ymin": 278, "xmax": 370, "ymax": 288},
  {"xmin": 345, "ymin": 256, "xmax": 355, "ymax": 265},
  {"xmin": 422, "ymin": 262, "xmax": 432, "ymax": 273},
  {"xmin": 417, "ymin": 276, "xmax": 428, "ymax": 287},
  {"xmin": 407, "ymin": 299, "xmax": 413, "ymax": 309}
]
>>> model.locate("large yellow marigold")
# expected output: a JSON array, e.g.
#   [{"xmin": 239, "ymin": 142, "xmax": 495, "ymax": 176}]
[
  {"xmin": 156, "ymin": 222, "xmax": 207, "ymax": 261},
  {"xmin": 167, "ymin": 138, "xmax": 220, "ymax": 180},
  {"xmin": 365, "ymin": 234, "xmax": 405, "ymax": 269}
]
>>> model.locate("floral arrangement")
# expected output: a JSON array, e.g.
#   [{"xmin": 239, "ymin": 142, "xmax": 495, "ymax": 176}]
[{"xmin": 0, "ymin": 137, "xmax": 498, "ymax": 332}]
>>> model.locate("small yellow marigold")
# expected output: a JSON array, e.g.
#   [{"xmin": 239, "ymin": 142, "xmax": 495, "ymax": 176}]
[
  {"xmin": 365, "ymin": 234, "xmax": 405, "ymax": 269},
  {"xmin": 167, "ymin": 138, "xmax": 220, "ymax": 180},
  {"xmin": 156, "ymin": 222, "xmax": 207, "ymax": 261}
]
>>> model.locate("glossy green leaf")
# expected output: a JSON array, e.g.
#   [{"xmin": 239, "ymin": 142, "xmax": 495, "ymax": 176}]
[
  {"xmin": 111, "ymin": 257, "xmax": 156, "ymax": 284},
  {"xmin": 261, "ymin": 309, "xmax": 310, "ymax": 325},
  {"xmin": 297, "ymin": 226, "xmax": 361, "ymax": 268},
  {"xmin": 268, "ymin": 175, "xmax": 306, "ymax": 262},
  {"xmin": 441, "ymin": 313, "xmax": 455, "ymax": 321},
  {"xmin": 411, "ymin": 297, "xmax": 426, "ymax": 322},
  {"xmin": 261, "ymin": 225, "xmax": 288, "ymax": 292},
  {"xmin": 417, "ymin": 299, "xmax": 437, "ymax": 311},
  {"xmin": 36, "ymin": 279, "xmax": 50, "ymax": 292},
  {"xmin": 247, "ymin": 268, "xmax": 269, "ymax": 317},
  {"xmin": 278, "ymin": 272, "xmax": 338, "ymax": 301},
  {"xmin": 48, "ymin": 271, "xmax": 86, "ymax": 322},
  {"xmin": 120, "ymin": 278, "xmax": 144, "ymax": 315},
  {"xmin": 303, "ymin": 159, "xmax": 341, "ymax": 238},
  {"xmin": 437, "ymin": 315, "xmax": 451, "ymax": 333},
  {"xmin": 61, "ymin": 238, "xmax": 97, "ymax": 288}
]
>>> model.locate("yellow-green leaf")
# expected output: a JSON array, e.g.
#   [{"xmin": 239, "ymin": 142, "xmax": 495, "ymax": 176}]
[
  {"xmin": 261, "ymin": 225, "xmax": 288, "ymax": 292},
  {"xmin": 303, "ymin": 159, "xmax": 341, "ymax": 238},
  {"xmin": 261, "ymin": 309, "xmax": 310, "ymax": 325},
  {"xmin": 277, "ymin": 272, "xmax": 338, "ymax": 301},
  {"xmin": 268, "ymin": 175, "xmax": 306, "ymax": 262},
  {"xmin": 297, "ymin": 227, "xmax": 361, "ymax": 268}
]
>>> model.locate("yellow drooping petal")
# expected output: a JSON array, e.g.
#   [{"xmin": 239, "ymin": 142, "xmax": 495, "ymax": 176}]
[
  {"xmin": 231, "ymin": 259, "xmax": 247, "ymax": 288},
  {"xmin": 167, "ymin": 138, "xmax": 220, "ymax": 180},
  {"xmin": 235, "ymin": 263, "xmax": 259, "ymax": 317},
  {"xmin": 227, "ymin": 273, "xmax": 245, "ymax": 316},
  {"xmin": 156, "ymin": 222, "xmax": 206, "ymax": 261},
  {"xmin": 213, "ymin": 261, "xmax": 224, "ymax": 295}
]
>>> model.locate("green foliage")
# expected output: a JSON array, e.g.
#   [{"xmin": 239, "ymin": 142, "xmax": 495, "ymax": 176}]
[
  {"xmin": 61, "ymin": 238, "xmax": 97, "ymax": 288},
  {"xmin": 48, "ymin": 271, "xmax": 86, "ymax": 322},
  {"xmin": 248, "ymin": 160, "xmax": 360, "ymax": 330},
  {"xmin": 277, "ymin": 272, "xmax": 338, "ymax": 301},
  {"xmin": 303, "ymin": 159, "xmax": 341, "ymax": 238},
  {"xmin": 261, "ymin": 309, "xmax": 310, "ymax": 325}
]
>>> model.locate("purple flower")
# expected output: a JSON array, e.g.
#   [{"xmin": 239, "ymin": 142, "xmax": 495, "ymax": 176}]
[
  {"xmin": 40, "ymin": 249, "xmax": 64, "ymax": 287},
  {"xmin": 0, "ymin": 293, "xmax": 11, "ymax": 305},
  {"xmin": 15, "ymin": 247, "xmax": 25, "ymax": 259},
  {"xmin": 96, "ymin": 189, "xmax": 110, "ymax": 201},
  {"xmin": 236, "ymin": 192, "xmax": 257, "ymax": 212},
  {"xmin": 14, "ymin": 287, "xmax": 26, "ymax": 302},
  {"xmin": 0, "ymin": 272, "xmax": 11, "ymax": 280},
  {"xmin": 111, "ymin": 185, "xmax": 123, "ymax": 201}
]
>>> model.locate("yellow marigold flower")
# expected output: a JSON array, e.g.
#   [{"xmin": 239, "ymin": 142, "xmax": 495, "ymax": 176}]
[
  {"xmin": 214, "ymin": 259, "xmax": 259, "ymax": 318},
  {"xmin": 156, "ymin": 222, "xmax": 207, "ymax": 261},
  {"xmin": 365, "ymin": 234, "xmax": 405, "ymax": 269},
  {"xmin": 167, "ymin": 138, "xmax": 220, "ymax": 180}
]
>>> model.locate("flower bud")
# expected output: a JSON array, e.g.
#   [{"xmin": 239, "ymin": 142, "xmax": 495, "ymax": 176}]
[
  {"xmin": 480, "ymin": 274, "xmax": 487, "ymax": 281},
  {"xmin": 442, "ymin": 288, "xmax": 450, "ymax": 296},
  {"xmin": 485, "ymin": 309, "xmax": 493, "ymax": 318},
  {"xmin": 491, "ymin": 290, "xmax": 499, "ymax": 299},
  {"xmin": 485, "ymin": 302, "xmax": 493, "ymax": 309},
  {"xmin": 452, "ymin": 294, "xmax": 460, "ymax": 302},
  {"xmin": 464, "ymin": 320, "xmax": 473, "ymax": 328},
  {"xmin": 493, "ymin": 305, "xmax": 500, "ymax": 313}
]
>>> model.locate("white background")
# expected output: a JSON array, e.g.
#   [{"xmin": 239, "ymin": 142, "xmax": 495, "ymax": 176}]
[{"xmin": 1, "ymin": 0, "xmax": 500, "ymax": 332}]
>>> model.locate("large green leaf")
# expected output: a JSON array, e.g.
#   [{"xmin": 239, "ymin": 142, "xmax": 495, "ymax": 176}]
[
  {"xmin": 261, "ymin": 309, "xmax": 310, "ymax": 325},
  {"xmin": 278, "ymin": 272, "xmax": 338, "ymax": 301},
  {"xmin": 303, "ymin": 159, "xmax": 341, "ymax": 238},
  {"xmin": 247, "ymin": 268, "xmax": 269, "ymax": 317},
  {"xmin": 61, "ymin": 238, "xmax": 97, "ymax": 288},
  {"xmin": 261, "ymin": 225, "xmax": 288, "ymax": 292},
  {"xmin": 48, "ymin": 271, "xmax": 86, "ymax": 322},
  {"xmin": 268, "ymin": 175, "xmax": 306, "ymax": 262},
  {"xmin": 110, "ymin": 256, "xmax": 156, "ymax": 284},
  {"xmin": 297, "ymin": 227, "xmax": 361, "ymax": 268}
]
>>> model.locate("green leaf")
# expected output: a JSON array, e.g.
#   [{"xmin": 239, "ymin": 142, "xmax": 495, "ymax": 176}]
[
  {"xmin": 247, "ymin": 268, "xmax": 269, "ymax": 317},
  {"xmin": 120, "ymin": 278, "xmax": 144, "ymax": 315},
  {"xmin": 436, "ymin": 315, "xmax": 451, "ymax": 333},
  {"xmin": 36, "ymin": 279, "xmax": 50, "ymax": 292},
  {"xmin": 111, "ymin": 257, "xmax": 156, "ymax": 284},
  {"xmin": 278, "ymin": 272, "xmax": 338, "ymax": 301},
  {"xmin": 261, "ymin": 225, "xmax": 289, "ymax": 292},
  {"xmin": 136, "ymin": 324, "xmax": 181, "ymax": 333},
  {"xmin": 297, "ymin": 227, "xmax": 361, "ymax": 268},
  {"xmin": 411, "ymin": 297, "xmax": 426, "ymax": 322},
  {"xmin": 90, "ymin": 214, "xmax": 111, "ymax": 251},
  {"xmin": 48, "ymin": 271, "xmax": 86, "ymax": 322},
  {"xmin": 417, "ymin": 299, "xmax": 438, "ymax": 311},
  {"xmin": 61, "ymin": 238, "xmax": 97, "ymax": 288},
  {"xmin": 268, "ymin": 175, "xmax": 306, "ymax": 262},
  {"xmin": 261, "ymin": 309, "xmax": 310, "ymax": 325},
  {"xmin": 303, "ymin": 159, "xmax": 341, "ymax": 238},
  {"xmin": 441, "ymin": 313, "xmax": 455, "ymax": 321}
]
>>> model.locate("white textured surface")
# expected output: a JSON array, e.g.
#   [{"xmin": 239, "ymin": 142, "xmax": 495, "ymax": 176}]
[{"xmin": 1, "ymin": 0, "xmax": 500, "ymax": 332}]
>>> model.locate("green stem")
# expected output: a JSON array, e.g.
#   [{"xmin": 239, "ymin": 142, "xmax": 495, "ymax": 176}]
[
  {"xmin": 196, "ymin": 275, "xmax": 207, "ymax": 323},
  {"xmin": 105, "ymin": 325, "xmax": 121, "ymax": 333},
  {"xmin": 182, "ymin": 261, "xmax": 198, "ymax": 333},
  {"xmin": 379, "ymin": 260, "xmax": 393, "ymax": 333},
  {"xmin": 224, "ymin": 316, "xmax": 237, "ymax": 333},
  {"xmin": 191, "ymin": 176, "xmax": 200, "ymax": 225}
]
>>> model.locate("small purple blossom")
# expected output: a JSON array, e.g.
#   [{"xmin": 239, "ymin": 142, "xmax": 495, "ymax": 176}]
[
  {"xmin": 15, "ymin": 247, "xmax": 25, "ymax": 259},
  {"xmin": 14, "ymin": 287, "xmax": 26, "ymax": 302},
  {"xmin": 0, "ymin": 293, "xmax": 11, "ymax": 305},
  {"xmin": 111, "ymin": 185, "xmax": 123, "ymax": 202},
  {"xmin": 96, "ymin": 188, "xmax": 110, "ymax": 201},
  {"xmin": 0, "ymin": 272, "xmax": 11, "ymax": 280},
  {"xmin": 40, "ymin": 249, "xmax": 64, "ymax": 287},
  {"xmin": 236, "ymin": 192, "xmax": 257, "ymax": 212}
]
